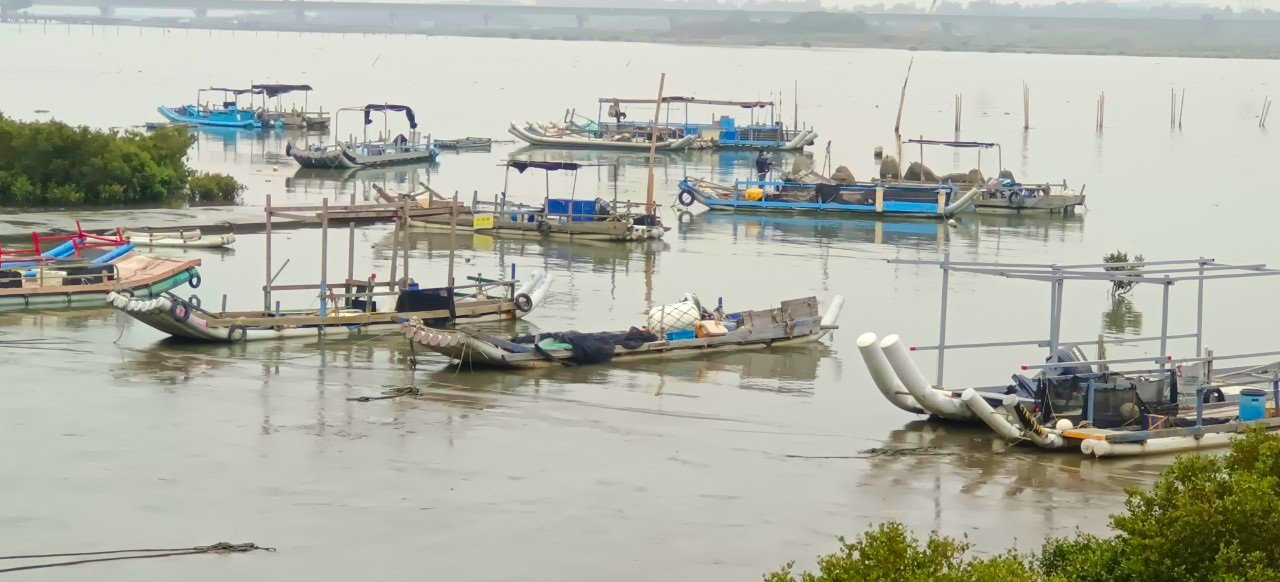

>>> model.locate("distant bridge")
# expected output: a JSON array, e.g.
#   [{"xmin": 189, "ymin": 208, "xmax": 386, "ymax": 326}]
[{"xmin": 3, "ymin": 0, "xmax": 807, "ymax": 23}]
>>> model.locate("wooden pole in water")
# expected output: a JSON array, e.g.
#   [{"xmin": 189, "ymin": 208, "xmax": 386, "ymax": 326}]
[
  {"xmin": 401, "ymin": 196, "xmax": 410, "ymax": 285},
  {"xmin": 1178, "ymin": 88, "xmax": 1186, "ymax": 129},
  {"xmin": 793, "ymin": 79, "xmax": 799, "ymax": 131},
  {"xmin": 320, "ymin": 198, "xmax": 329, "ymax": 319},
  {"xmin": 1022, "ymin": 81, "xmax": 1029, "ymax": 131},
  {"xmin": 644, "ymin": 72, "xmax": 666, "ymax": 216},
  {"xmin": 1170, "ymin": 89, "xmax": 1176, "ymax": 129},
  {"xmin": 954, "ymin": 93, "xmax": 962, "ymax": 133},
  {"xmin": 447, "ymin": 191, "xmax": 458, "ymax": 289},
  {"xmin": 893, "ymin": 57, "xmax": 914, "ymax": 137},
  {"xmin": 264, "ymin": 194, "xmax": 273, "ymax": 311}
]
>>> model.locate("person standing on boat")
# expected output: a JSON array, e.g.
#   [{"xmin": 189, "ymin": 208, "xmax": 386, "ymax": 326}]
[
  {"xmin": 755, "ymin": 150, "xmax": 772, "ymax": 182},
  {"xmin": 608, "ymin": 100, "xmax": 627, "ymax": 127}
]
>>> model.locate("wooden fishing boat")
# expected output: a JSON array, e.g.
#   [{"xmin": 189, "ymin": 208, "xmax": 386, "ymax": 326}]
[
  {"xmin": 404, "ymin": 161, "xmax": 667, "ymax": 241},
  {"xmin": 252, "ymin": 84, "xmax": 329, "ymax": 129},
  {"xmin": 400, "ymin": 295, "xmax": 844, "ymax": 369},
  {"xmin": 435, "ymin": 137, "xmax": 493, "ymax": 150},
  {"xmin": 677, "ymin": 176, "xmax": 981, "ymax": 220},
  {"xmin": 0, "ymin": 227, "xmax": 200, "ymax": 311},
  {"xmin": 588, "ymin": 96, "xmax": 818, "ymax": 150},
  {"xmin": 858, "ymin": 256, "xmax": 1280, "ymax": 457},
  {"xmin": 108, "ymin": 197, "xmax": 553, "ymax": 343},
  {"xmin": 289, "ymin": 104, "xmax": 438, "ymax": 169},
  {"xmin": 509, "ymin": 122, "xmax": 697, "ymax": 151},
  {"xmin": 108, "ymin": 270, "xmax": 553, "ymax": 343}
]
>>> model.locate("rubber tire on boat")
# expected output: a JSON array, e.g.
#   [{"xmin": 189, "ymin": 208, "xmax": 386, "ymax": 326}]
[
  {"xmin": 514, "ymin": 293, "xmax": 534, "ymax": 313},
  {"xmin": 188, "ymin": 294, "xmax": 201, "ymax": 309},
  {"xmin": 228, "ymin": 325, "xmax": 247, "ymax": 343},
  {"xmin": 170, "ymin": 300, "xmax": 191, "ymax": 322},
  {"xmin": 188, "ymin": 270, "xmax": 202, "ymax": 289},
  {"xmin": 1202, "ymin": 387, "xmax": 1226, "ymax": 404},
  {"xmin": 536, "ymin": 220, "xmax": 552, "ymax": 236},
  {"xmin": 677, "ymin": 190, "xmax": 695, "ymax": 207},
  {"xmin": 1007, "ymin": 190, "xmax": 1025, "ymax": 209}
]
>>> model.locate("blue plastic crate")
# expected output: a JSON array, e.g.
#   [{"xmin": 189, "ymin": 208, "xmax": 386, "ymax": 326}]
[
  {"xmin": 547, "ymin": 198, "xmax": 600, "ymax": 222},
  {"xmin": 665, "ymin": 329, "xmax": 696, "ymax": 341}
]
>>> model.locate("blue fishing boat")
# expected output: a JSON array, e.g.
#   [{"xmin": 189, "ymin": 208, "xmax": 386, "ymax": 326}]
[
  {"xmin": 156, "ymin": 87, "xmax": 277, "ymax": 129},
  {"xmin": 676, "ymin": 177, "xmax": 981, "ymax": 219}
]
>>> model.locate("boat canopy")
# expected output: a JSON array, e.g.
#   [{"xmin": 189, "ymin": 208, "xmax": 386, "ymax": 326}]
[
  {"xmin": 207, "ymin": 87, "xmax": 263, "ymax": 95},
  {"xmin": 599, "ymin": 97, "xmax": 772, "ymax": 109},
  {"xmin": 252, "ymin": 84, "xmax": 313, "ymax": 98},
  {"xmin": 364, "ymin": 104, "xmax": 417, "ymax": 129},
  {"xmin": 507, "ymin": 161, "xmax": 583, "ymax": 173},
  {"xmin": 906, "ymin": 139, "xmax": 998, "ymax": 149}
]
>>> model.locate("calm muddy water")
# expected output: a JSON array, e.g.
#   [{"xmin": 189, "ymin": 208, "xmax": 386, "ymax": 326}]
[{"xmin": 2, "ymin": 24, "xmax": 1280, "ymax": 580}]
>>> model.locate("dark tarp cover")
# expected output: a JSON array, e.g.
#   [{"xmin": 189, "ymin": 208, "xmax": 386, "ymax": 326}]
[
  {"xmin": 208, "ymin": 87, "xmax": 262, "ymax": 95},
  {"xmin": 395, "ymin": 287, "xmax": 454, "ymax": 326},
  {"xmin": 509, "ymin": 161, "xmax": 581, "ymax": 173},
  {"xmin": 364, "ymin": 104, "xmax": 418, "ymax": 129},
  {"xmin": 511, "ymin": 327, "xmax": 659, "ymax": 365},
  {"xmin": 252, "ymin": 84, "xmax": 314, "ymax": 98}
]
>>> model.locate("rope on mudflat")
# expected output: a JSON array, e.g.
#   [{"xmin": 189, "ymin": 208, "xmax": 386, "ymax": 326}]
[
  {"xmin": 0, "ymin": 542, "xmax": 274, "ymax": 574},
  {"xmin": 347, "ymin": 385, "xmax": 421, "ymax": 402}
]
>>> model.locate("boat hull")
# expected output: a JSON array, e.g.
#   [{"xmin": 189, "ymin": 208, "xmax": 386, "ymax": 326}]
[
  {"xmin": 678, "ymin": 178, "xmax": 979, "ymax": 219},
  {"xmin": 290, "ymin": 143, "xmax": 439, "ymax": 169},
  {"xmin": 509, "ymin": 122, "xmax": 696, "ymax": 151},
  {"xmin": 157, "ymin": 105, "xmax": 262, "ymax": 129}
]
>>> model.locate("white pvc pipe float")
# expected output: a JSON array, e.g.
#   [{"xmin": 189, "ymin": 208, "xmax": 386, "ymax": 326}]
[
  {"xmin": 820, "ymin": 295, "xmax": 845, "ymax": 337},
  {"xmin": 880, "ymin": 334, "xmax": 972, "ymax": 420},
  {"xmin": 1093, "ymin": 432, "xmax": 1236, "ymax": 458},
  {"xmin": 961, "ymin": 390, "xmax": 1064, "ymax": 448},
  {"xmin": 960, "ymin": 389, "xmax": 1022, "ymax": 440},
  {"xmin": 856, "ymin": 332, "xmax": 924, "ymax": 414}
]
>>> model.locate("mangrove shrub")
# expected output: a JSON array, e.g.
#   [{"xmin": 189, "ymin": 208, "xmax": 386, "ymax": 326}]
[
  {"xmin": 0, "ymin": 114, "xmax": 240, "ymax": 207},
  {"xmin": 766, "ymin": 428, "xmax": 1280, "ymax": 581}
]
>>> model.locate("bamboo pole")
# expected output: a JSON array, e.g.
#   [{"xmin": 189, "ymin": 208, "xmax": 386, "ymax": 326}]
[
  {"xmin": 1170, "ymin": 88, "xmax": 1176, "ymax": 130},
  {"xmin": 1260, "ymin": 97, "xmax": 1271, "ymax": 129},
  {"xmin": 893, "ymin": 57, "xmax": 914, "ymax": 137},
  {"xmin": 401, "ymin": 196, "xmax": 410, "ymax": 285},
  {"xmin": 644, "ymin": 72, "xmax": 666, "ymax": 216},
  {"xmin": 954, "ymin": 93, "xmax": 962, "ymax": 133},
  {"xmin": 793, "ymin": 79, "xmax": 799, "ymax": 131}
]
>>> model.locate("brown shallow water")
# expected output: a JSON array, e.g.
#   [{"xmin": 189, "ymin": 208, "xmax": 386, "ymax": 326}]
[{"xmin": 1, "ymin": 24, "xmax": 1280, "ymax": 580}]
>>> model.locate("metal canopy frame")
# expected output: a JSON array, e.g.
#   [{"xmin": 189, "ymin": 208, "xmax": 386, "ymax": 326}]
[{"xmin": 892, "ymin": 255, "xmax": 1280, "ymax": 387}]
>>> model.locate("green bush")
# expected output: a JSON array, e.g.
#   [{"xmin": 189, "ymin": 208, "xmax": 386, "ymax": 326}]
[
  {"xmin": 766, "ymin": 428, "xmax": 1280, "ymax": 582},
  {"xmin": 0, "ymin": 114, "xmax": 237, "ymax": 208},
  {"xmin": 188, "ymin": 172, "xmax": 242, "ymax": 204}
]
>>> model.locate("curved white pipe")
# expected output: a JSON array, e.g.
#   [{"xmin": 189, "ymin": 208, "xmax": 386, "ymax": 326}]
[
  {"xmin": 961, "ymin": 389, "xmax": 1022, "ymax": 440},
  {"xmin": 880, "ymin": 334, "xmax": 972, "ymax": 420},
  {"xmin": 820, "ymin": 295, "xmax": 844, "ymax": 336},
  {"xmin": 943, "ymin": 186, "xmax": 983, "ymax": 216},
  {"xmin": 962, "ymin": 390, "xmax": 1064, "ymax": 448},
  {"xmin": 515, "ymin": 270, "xmax": 543, "ymax": 297},
  {"xmin": 856, "ymin": 333, "xmax": 924, "ymax": 414},
  {"xmin": 519, "ymin": 273, "xmax": 554, "ymax": 319}
]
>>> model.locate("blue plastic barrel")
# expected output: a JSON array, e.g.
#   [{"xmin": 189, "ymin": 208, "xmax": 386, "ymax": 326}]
[{"xmin": 1239, "ymin": 388, "xmax": 1267, "ymax": 421}]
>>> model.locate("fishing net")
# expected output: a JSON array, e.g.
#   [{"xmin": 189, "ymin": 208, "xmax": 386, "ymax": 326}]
[
  {"xmin": 646, "ymin": 295, "xmax": 703, "ymax": 335},
  {"xmin": 904, "ymin": 162, "xmax": 938, "ymax": 182},
  {"xmin": 880, "ymin": 155, "xmax": 901, "ymax": 180},
  {"xmin": 831, "ymin": 166, "xmax": 856, "ymax": 184}
]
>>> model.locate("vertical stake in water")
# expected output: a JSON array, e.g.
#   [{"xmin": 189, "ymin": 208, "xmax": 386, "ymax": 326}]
[
  {"xmin": 1022, "ymin": 81, "xmax": 1030, "ymax": 131},
  {"xmin": 264, "ymin": 194, "xmax": 273, "ymax": 311},
  {"xmin": 319, "ymin": 198, "xmax": 329, "ymax": 319},
  {"xmin": 1159, "ymin": 276, "xmax": 1172, "ymax": 387},
  {"xmin": 644, "ymin": 72, "xmax": 667, "ymax": 217},
  {"xmin": 935, "ymin": 252, "xmax": 951, "ymax": 388},
  {"xmin": 1195, "ymin": 258, "xmax": 1206, "ymax": 357}
]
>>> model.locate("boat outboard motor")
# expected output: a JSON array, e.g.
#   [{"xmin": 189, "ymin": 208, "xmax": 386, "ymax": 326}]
[{"xmin": 1042, "ymin": 346, "xmax": 1092, "ymax": 378}]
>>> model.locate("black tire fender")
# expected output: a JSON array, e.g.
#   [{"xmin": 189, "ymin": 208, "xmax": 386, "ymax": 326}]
[
  {"xmin": 170, "ymin": 299, "xmax": 191, "ymax": 322},
  {"xmin": 514, "ymin": 293, "xmax": 534, "ymax": 313}
]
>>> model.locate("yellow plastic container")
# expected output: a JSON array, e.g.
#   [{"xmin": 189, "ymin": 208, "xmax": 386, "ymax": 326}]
[{"xmin": 743, "ymin": 187, "xmax": 764, "ymax": 201}]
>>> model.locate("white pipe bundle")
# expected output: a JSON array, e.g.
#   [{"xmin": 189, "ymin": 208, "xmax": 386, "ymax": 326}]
[{"xmin": 856, "ymin": 332, "xmax": 924, "ymax": 414}]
